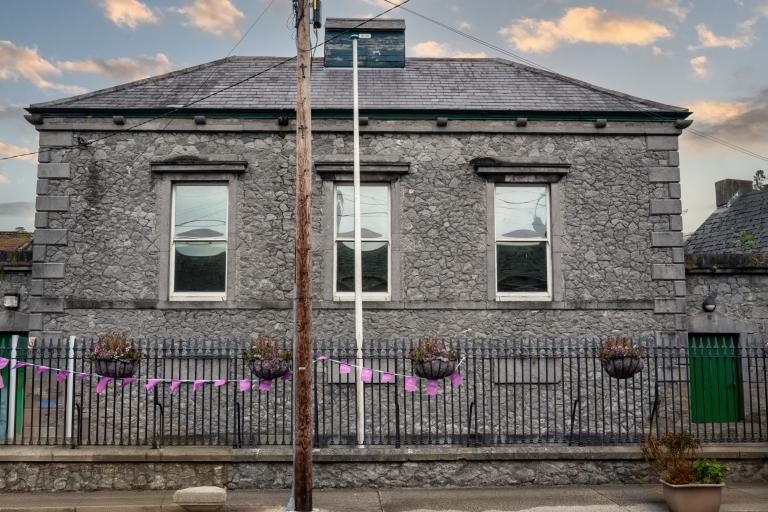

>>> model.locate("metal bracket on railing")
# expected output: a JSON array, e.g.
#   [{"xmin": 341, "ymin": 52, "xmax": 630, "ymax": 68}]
[
  {"xmin": 568, "ymin": 398, "xmax": 581, "ymax": 446},
  {"xmin": 467, "ymin": 401, "xmax": 478, "ymax": 447},
  {"xmin": 152, "ymin": 388, "xmax": 164, "ymax": 449}
]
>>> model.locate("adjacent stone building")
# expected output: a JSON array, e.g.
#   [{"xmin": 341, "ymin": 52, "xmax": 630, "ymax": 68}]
[
  {"xmin": 0, "ymin": 230, "xmax": 32, "ymax": 336},
  {"xmin": 23, "ymin": 18, "xmax": 692, "ymax": 342}
]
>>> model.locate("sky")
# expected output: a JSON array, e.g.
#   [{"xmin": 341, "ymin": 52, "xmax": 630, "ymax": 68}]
[{"xmin": 1, "ymin": 0, "xmax": 767, "ymax": 233}]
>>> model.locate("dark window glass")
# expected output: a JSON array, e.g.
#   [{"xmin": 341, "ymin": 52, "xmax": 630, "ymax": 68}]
[
  {"xmin": 174, "ymin": 242, "xmax": 226, "ymax": 293},
  {"xmin": 496, "ymin": 242, "xmax": 547, "ymax": 293},
  {"xmin": 336, "ymin": 241, "xmax": 388, "ymax": 293}
]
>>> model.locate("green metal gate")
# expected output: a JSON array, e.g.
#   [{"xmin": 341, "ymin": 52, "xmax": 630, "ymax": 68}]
[
  {"xmin": 688, "ymin": 334, "xmax": 743, "ymax": 423},
  {"xmin": 0, "ymin": 334, "xmax": 26, "ymax": 438}
]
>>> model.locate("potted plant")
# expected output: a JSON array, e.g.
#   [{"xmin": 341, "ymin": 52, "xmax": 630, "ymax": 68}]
[
  {"xmin": 409, "ymin": 337, "xmax": 460, "ymax": 379},
  {"xmin": 243, "ymin": 336, "xmax": 292, "ymax": 380},
  {"xmin": 89, "ymin": 331, "xmax": 142, "ymax": 379},
  {"xmin": 642, "ymin": 432, "xmax": 729, "ymax": 512},
  {"xmin": 598, "ymin": 336, "xmax": 646, "ymax": 379}
]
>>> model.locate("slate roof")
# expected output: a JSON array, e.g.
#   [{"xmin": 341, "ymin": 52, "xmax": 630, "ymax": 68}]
[
  {"xmin": 685, "ymin": 189, "xmax": 768, "ymax": 255},
  {"xmin": 28, "ymin": 57, "xmax": 687, "ymax": 115}
]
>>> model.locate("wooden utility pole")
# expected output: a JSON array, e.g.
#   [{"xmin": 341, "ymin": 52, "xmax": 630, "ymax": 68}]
[{"xmin": 293, "ymin": 0, "xmax": 313, "ymax": 510}]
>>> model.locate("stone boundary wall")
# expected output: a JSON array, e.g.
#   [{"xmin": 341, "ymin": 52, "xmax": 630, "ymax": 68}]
[{"xmin": 0, "ymin": 446, "xmax": 765, "ymax": 491}]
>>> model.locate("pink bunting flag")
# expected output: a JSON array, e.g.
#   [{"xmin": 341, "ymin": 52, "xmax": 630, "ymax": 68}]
[
  {"xmin": 145, "ymin": 379, "xmax": 161, "ymax": 392},
  {"xmin": 96, "ymin": 376, "xmax": 113, "ymax": 394},
  {"xmin": 258, "ymin": 380, "xmax": 273, "ymax": 393},
  {"xmin": 192, "ymin": 380, "xmax": 205, "ymax": 394},
  {"xmin": 339, "ymin": 362, "xmax": 352, "ymax": 375},
  {"xmin": 214, "ymin": 379, "xmax": 227, "ymax": 387},
  {"xmin": 450, "ymin": 371, "xmax": 464, "ymax": 388},
  {"xmin": 239, "ymin": 379, "xmax": 252, "ymax": 392},
  {"xmin": 381, "ymin": 372, "xmax": 395, "ymax": 384},
  {"xmin": 12, "ymin": 362, "xmax": 29, "ymax": 370},
  {"xmin": 55, "ymin": 370, "xmax": 70, "ymax": 382},
  {"xmin": 34, "ymin": 366, "xmax": 50, "ymax": 376},
  {"xmin": 0, "ymin": 375, "xmax": 3, "ymax": 390},
  {"xmin": 426, "ymin": 380, "xmax": 440, "ymax": 396},
  {"xmin": 313, "ymin": 355, "xmax": 328, "ymax": 361},
  {"xmin": 0, "ymin": 357, "xmax": 9, "ymax": 369},
  {"xmin": 169, "ymin": 379, "xmax": 182, "ymax": 394},
  {"xmin": 404, "ymin": 376, "xmax": 418, "ymax": 392},
  {"xmin": 76, "ymin": 373, "xmax": 91, "ymax": 381},
  {"xmin": 121, "ymin": 377, "xmax": 135, "ymax": 387},
  {"xmin": 360, "ymin": 367, "xmax": 373, "ymax": 383},
  {"xmin": 281, "ymin": 371, "xmax": 293, "ymax": 381}
]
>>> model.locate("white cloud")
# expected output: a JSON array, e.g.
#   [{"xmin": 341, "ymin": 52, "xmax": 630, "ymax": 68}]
[
  {"xmin": 689, "ymin": 24, "xmax": 752, "ymax": 50},
  {"xmin": 456, "ymin": 20, "xmax": 472, "ymax": 30},
  {"xmin": 652, "ymin": 46, "xmax": 671, "ymax": 56},
  {"xmin": 645, "ymin": 0, "xmax": 689, "ymax": 22},
  {"xmin": 171, "ymin": 0, "xmax": 244, "ymax": 38},
  {"xmin": 98, "ymin": 0, "xmax": 158, "ymax": 29},
  {"xmin": 410, "ymin": 41, "xmax": 486, "ymax": 58},
  {"xmin": 684, "ymin": 89, "xmax": 768, "ymax": 150},
  {"xmin": 690, "ymin": 55, "xmax": 710, "ymax": 78},
  {"xmin": 59, "ymin": 53, "xmax": 173, "ymax": 81},
  {"xmin": 499, "ymin": 7, "xmax": 671, "ymax": 53},
  {"xmin": 689, "ymin": 100, "xmax": 750, "ymax": 124},
  {"xmin": 0, "ymin": 41, "xmax": 85, "ymax": 94},
  {"xmin": 0, "ymin": 175, "xmax": 8, "ymax": 184},
  {"xmin": 0, "ymin": 141, "xmax": 34, "ymax": 161}
]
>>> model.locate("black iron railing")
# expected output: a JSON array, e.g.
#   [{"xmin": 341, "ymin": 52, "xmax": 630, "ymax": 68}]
[{"xmin": 0, "ymin": 336, "xmax": 765, "ymax": 447}]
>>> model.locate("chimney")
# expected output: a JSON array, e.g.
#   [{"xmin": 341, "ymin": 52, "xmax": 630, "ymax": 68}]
[
  {"xmin": 324, "ymin": 18, "xmax": 405, "ymax": 68},
  {"xmin": 715, "ymin": 179, "xmax": 753, "ymax": 207}
]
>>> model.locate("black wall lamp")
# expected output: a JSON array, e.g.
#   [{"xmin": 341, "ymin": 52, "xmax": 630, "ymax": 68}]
[{"xmin": 702, "ymin": 295, "xmax": 716, "ymax": 313}]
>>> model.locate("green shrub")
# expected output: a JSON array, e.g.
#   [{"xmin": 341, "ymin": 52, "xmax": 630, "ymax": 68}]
[{"xmin": 693, "ymin": 459, "xmax": 729, "ymax": 484}]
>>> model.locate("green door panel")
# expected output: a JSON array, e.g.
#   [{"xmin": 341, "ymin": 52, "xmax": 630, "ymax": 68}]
[
  {"xmin": 688, "ymin": 334, "xmax": 743, "ymax": 423},
  {"xmin": 0, "ymin": 334, "xmax": 27, "ymax": 438}
]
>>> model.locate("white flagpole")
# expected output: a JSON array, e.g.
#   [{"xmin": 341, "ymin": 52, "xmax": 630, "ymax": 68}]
[{"xmin": 352, "ymin": 34, "xmax": 365, "ymax": 447}]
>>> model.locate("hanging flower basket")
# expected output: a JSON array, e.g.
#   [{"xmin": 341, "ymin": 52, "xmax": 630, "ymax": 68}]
[
  {"xmin": 599, "ymin": 337, "xmax": 646, "ymax": 380},
  {"xmin": 602, "ymin": 356, "xmax": 645, "ymax": 380},
  {"xmin": 243, "ymin": 336, "xmax": 292, "ymax": 381},
  {"xmin": 249, "ymin": 359, "xmax": 291, "ymax": 380},
  {"xmin": 413, "ymin": 360, "xmax": 457, "ymax": 380},
  {"xmin": 94, "ymin": 359, "xmax": 139, "ymax": 379},
  {"xmin": 409, "ymin": 337, "xmax": 460, "ymax": 380}
]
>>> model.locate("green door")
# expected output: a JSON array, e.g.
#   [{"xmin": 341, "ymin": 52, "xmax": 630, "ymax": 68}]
[
  {"xmin": 0, "ymin": 334, "xmax": 26, "ymax": 438},
  {"xmin": 688, "ymin": 334, "xmax": 743, "ymax": 423}
]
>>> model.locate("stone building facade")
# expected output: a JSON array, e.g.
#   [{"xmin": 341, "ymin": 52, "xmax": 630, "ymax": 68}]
[{"xmin": 24, "ymin": 20, "xmax": 691, "ymax": 343}]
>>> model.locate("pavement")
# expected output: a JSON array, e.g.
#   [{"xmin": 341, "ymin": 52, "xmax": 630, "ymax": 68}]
[{"xmin": 0, "ymin": 485, "xmax": 767, "ymax": 512}]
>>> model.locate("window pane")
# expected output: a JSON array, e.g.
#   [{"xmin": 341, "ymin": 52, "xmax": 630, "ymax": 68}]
[
  {"xmin": 495, "ymin": 186, "xmax": 547, "ymax": 239},
  {"xmin": 174, "ymin": 242, "xmax": 226, "ymax": 293},
  {"xmin": 336, "ymin": 185, "xmax": 389, "ymax": 239},
  {"xmin": 336, "ymin": 241, "xmax": 388, "ymax": 293},
  {"xmin": 497, "ymin": 242, "xmax": 548, "ymax": 293},
  {"xmin": 175, "ymin": 185, "xmax": 228, "ymax": 239}
]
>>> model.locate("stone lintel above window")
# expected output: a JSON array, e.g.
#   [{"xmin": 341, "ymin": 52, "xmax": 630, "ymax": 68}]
[
  {"xmin": 151, "ymin": 155, "xmax": 247, "ymax": 174},
  {"xmin": 315, "ymin": 155, "xmax": 410, "ymax": 182},
  {"xmin": 471, "ymin": 156, "xmax": 570, "ymax": 183}
]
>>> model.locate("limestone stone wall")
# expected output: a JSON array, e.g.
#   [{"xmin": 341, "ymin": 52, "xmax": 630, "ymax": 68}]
[
  {"xmin": 0, "ymin": 268, "xmax": 30, "ymax": 332},
  {"xmin": 30, "ymin": 123, "xmax": 683, "ymax": 340}
]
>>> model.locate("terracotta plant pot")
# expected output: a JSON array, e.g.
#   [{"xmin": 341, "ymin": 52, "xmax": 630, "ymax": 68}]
[
  {"xmin": 94, "ymin": 359, "xmax": 139, "ymax": 379},
  {"xmin": 661, "ymin": 480, "xmax": 724, "ymax": 512},
  {"xmin": 412, "ymin": 360, "xmax": 457, "ymax": 379},
  {"xmin": 601, "ymin": 356, "xmax": 645, "ymax": 379},
  {"xmin": 248, "ymin": 359, "xmax": 291, "ymax": 380}
]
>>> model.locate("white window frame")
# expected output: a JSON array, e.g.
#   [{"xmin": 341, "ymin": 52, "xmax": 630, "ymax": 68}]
[
  {"xmin": 494, "ymin": 184, "xmax": 552, "ymax": 301},
  {"xmin": 333, "ymin": 182, "xmax": 391, "ymax": 301},
  {"xmin": 169, "ymin": 182, "xmax": 228, "ymax": 301}
]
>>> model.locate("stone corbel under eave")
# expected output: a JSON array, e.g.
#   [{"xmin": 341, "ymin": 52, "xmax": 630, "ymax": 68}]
[
  {"xmin": 315, "ymin": 155, "xmax": 410, "ymax": 182},
  {"xmin": 471, "ymin": 156, "xmax": 570, "ymax": 183},
  {"xmin": 150, "ymin": 155, "xmax": 247, "ymax": 174}
]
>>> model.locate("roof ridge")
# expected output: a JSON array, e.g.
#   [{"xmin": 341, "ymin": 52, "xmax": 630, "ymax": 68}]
[
  {"xmin": 490, "ymin": 57, "xmax": 687, "ymax": 114},
  {"xmin": 28, "ymin": 56, "xmax": 236, "ymax": 110}
]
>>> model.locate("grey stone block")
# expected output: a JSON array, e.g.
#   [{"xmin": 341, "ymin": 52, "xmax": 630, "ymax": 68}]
[
  {"xmin": 30, "ymin": 297, "xmax": 65, "ymax": 313},
  {"xmin": 652, "ymin": 264, "xmax": 685, "ymax": 280},
  {"xmin": 646, "ymin": 135, "xmax": 678, "ymax": 151},
  {"xmin": 32, "ymin": 263, "xmax": 65, "ymax": 279},
  {"xmin": 34, "ymin": 212, "xmax": 48, "ymax": 228},
  {"xmin": 29, "ymin": 313, "xmax": 43, "ymax": 330},
  {"xmin": 650, "ymin": 199, "xmax": 682, "ymax": 215},
  {"xmin": 669, "ymin": 215, "xmax": 683, "ymax": 231},
  {"xmin": 38, "ymin": 163, "xmax": 71, "ymax": 179},
  {"xmin": 675, "ymin": 315, "xmax": 687, "ymax": 330},
  {"xmin": 654, "ymin": 298, "xmax": 686, "ymax": 314},
  {"xmin": 648, "ymin": 167, "xmax": 680, "ymax": 183},
  {"xmin": 34, "ymin": 229, "xmax": 67, "ymax": 245},
  {"xmin": 39, "ymin": 131, "xmax": 72, "ymax": 147},
  {"xmin": 36, "ymin": 195, "xmax": 69, "ymax": 212},
  {"xmin": 672, "ymin": 248, "xmax": 684, "ymax": 263},
  {"xmin": 30, "ymin": 279, "xmax": 44, "ymax": 296},
  {"xmin": 668, "ymin": 183, "xmax": 681, "ymax": 199},
  {"xmin": 173, "ymin": 486, "xmax": 226, "ymax": 511},
  {"xmin": 651, "ymin": 232, "xmax": 684, "ymax": 247},
  {"xmin": 674, "ymin": 281, "xmax": 686, "ymax": 297},
  {"xmin": 38, "ymin": 149, "xmax": 51, "ymax": 163},
  {"xmin": 667, "ymin": 151, "xmax": 680, "ymax": 166},
  {"xmin": 36, "ymin": 179, "xmax": 49, "ymax": 195},
  {"xmin": 32, "ymin": 245, "xmax": 47, "ymax": 262}
]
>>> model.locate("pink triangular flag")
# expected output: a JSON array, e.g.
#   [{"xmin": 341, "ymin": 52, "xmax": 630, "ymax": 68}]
[
  {"xmin": 34, "ymin": 366, "xmax": 50, "ymax": 376},
  {"xmin": 426, "ymin": 380, "xmax": 440, "ymax": 396},
  {"xmin": 258, "ymin": 380, "xmax": 273, "ymax": 393},
  {"xmin": 450, "ymin": 371, "xmax": 463, "ymax": 388},
  {"xmin": 121, "ymin": 377, "xmax": 135, "ymax": 387},
  {"xmin": 169, "ymin": 379, "xmax": 182, "ymax": 394},
  {"xmin": 214, "ymin": 379, "xmax": 227, "ymax": 387},
  {"xmin": 360, "ymin": 367, "xmax": 373, "ymax": 383},
  {"xmin": 76, "ymin": 373, "xmax": 91, "ymax": 381},
  {"xmin": 404, "ymin": 376, "xmax": 417, "ymax": 392},
  {"xmin": 381, "ymin": 372, "xmax": 395, "ymax": 384},
  {"xmin": 12, "ymin": 362, "xmax": 29, "ymax": 370},
  {"xmin": 192, "ymin": 380, "xmax": 205, "ymax": 394},
  {"xmin": 0, "ymin": 374, "xmax": 4, "ymax": 389},
  {"xmin": 339, "ymin": 362, "xmax": 352, "ymax": 375},
  {"xmin": 0, "ymin": 357, "xmax": 9, "ymax": 369},
  {"xmin": 145, "ymin": 379, "xmax": 161, "ymax": 392},
  {"xmin": 313, "ymin": 355, "xmax": 328, "ymax": 361},
  {"xmin": 239, "ymin": 379, "xmax": 252, "ymax": 392},
  {"xmin": 281, "ymin": 371, "xmax": 293, "ymax": 381},
  {"xmin": 55, "ymin": 370, "xmax": 70, "ymax": 382},
  {"xmin": 96, "ymin": 376, "xmax": 112, "ymax": 394}
]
